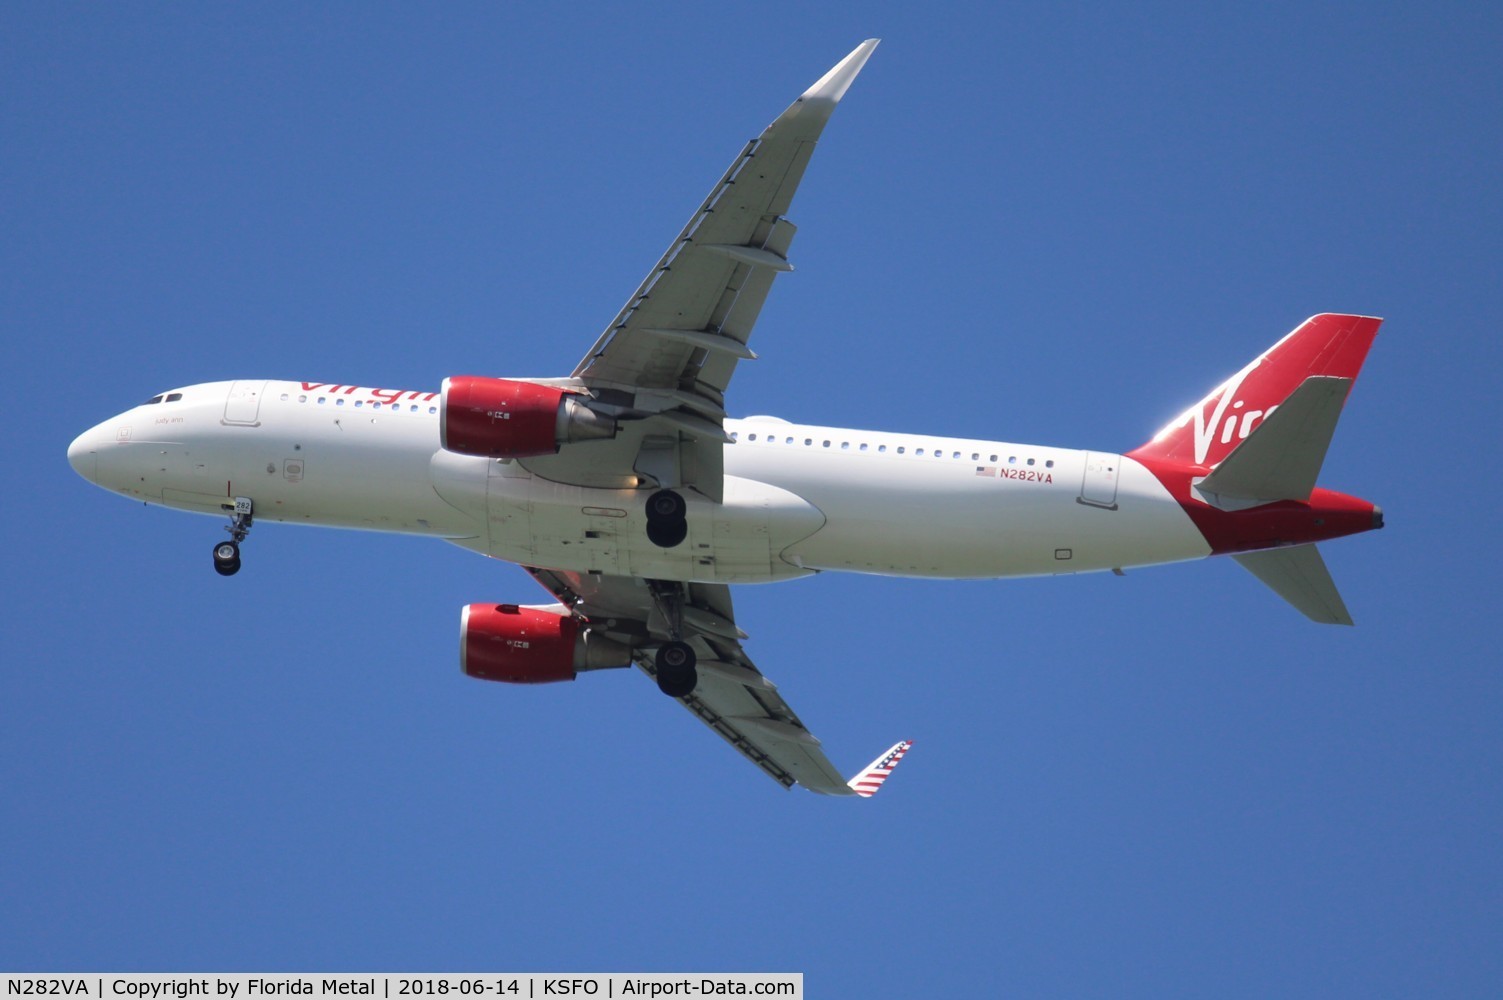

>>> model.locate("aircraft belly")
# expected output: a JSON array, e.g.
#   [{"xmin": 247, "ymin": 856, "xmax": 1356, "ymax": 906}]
[{"xmin": 480, "ymin": 471, "xmax": 822, "ymax": 583}]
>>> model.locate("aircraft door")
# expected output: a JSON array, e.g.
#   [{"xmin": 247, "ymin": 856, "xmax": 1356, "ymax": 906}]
[
  {"xmin": 223, "ymin": 380, "xmax": 267, "ymax": 426},
  {"xmin": 1079, "ymin": 452, "xmax": 1120, "ymax": 510}
]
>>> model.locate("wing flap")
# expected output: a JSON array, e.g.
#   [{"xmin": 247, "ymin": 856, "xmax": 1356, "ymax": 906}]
[{"xmin": 667, "ymin": 658, "xmax": 853, "ymax": 795}]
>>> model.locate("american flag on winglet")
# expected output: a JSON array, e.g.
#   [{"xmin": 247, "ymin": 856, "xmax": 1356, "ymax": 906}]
[{"xmin": 847, "ymin": 740, "xmax": 914, "ymax": 798}]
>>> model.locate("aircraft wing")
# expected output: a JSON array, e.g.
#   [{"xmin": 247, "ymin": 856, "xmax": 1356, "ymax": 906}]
[
  {"xmin": 524, "ymin": 565, "xmax": 906, "ymax": 795},
  {"xmin": 574, "ymin": 38, "xmax": 876, "ymax": 396},
  {"xmin": 525, "ymin": 40, "xmax": 878, "ymax": 503}
]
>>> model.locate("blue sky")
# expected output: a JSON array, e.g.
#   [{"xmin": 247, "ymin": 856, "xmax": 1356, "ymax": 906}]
[{"xmin": 4, "ymin": 3, "xmax": 1501, "ymax": 994}]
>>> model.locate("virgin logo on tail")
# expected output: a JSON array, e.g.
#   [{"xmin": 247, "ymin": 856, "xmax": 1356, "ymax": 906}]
[
  {"xmin": 1152, "ymin": 359, "xmax": 1279, "ymax": 467},
  {"xmin": 1184, "ymin": 363, "xmax": 1280, "ymax": 466}
]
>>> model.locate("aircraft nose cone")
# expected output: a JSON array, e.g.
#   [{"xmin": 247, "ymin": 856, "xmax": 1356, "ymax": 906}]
[
  {"xmin": 1372, "ymin": 505, "xmax": 1384, "ymax": 530},
  {"xmin": 67, "ymin": 428, "xmax": 98, "ymax": 483}
]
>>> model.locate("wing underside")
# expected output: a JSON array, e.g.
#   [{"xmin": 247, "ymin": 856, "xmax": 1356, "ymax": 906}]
[
  {"xmin": 573, "ymin": 39, "xmax": 879, "ymax": 398},
  {"xmin": 525, "ymin": 566, "xmax": 858, "ymax": 794}
]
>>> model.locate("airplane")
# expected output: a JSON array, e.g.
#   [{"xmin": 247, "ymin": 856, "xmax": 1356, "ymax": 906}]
[{"xmin": 65, "ymin": 39, "xmax": 1382, "ymax": 796}]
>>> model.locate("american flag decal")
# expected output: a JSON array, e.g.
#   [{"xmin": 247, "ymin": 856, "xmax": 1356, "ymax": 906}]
[
  {"xmin": 975, "ymin": 466, "xmax": 997, "ymax": 477},
  {"xmin": 847, "ymin": 739, "xmax": 914, "ymax": 798}
]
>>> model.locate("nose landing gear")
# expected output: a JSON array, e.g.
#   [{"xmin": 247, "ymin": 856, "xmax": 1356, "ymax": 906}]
[{"xmin": 213, "ymin": 497, "xmax": 253, "ymax": 576}]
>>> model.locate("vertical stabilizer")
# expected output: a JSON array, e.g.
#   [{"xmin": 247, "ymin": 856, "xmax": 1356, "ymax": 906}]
[{"xmin": 1133, "ymin": 314, "xmax": 1381, "ymax": 469}]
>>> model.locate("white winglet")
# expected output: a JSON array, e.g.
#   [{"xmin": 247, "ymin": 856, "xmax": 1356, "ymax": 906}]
[
  {"xmin": 800, "ymin": 38, "xmax": 880, "ymax": 108},
  {"xmin": 847, "ymin": 740, "xmax": 913, "ymax": 798},
  {"xmin": 772, "ymin": 39, "xmax": 880, "ymax": 137}
]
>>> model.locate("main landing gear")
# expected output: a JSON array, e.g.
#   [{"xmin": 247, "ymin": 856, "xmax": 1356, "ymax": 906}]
[
  {"xmin": 213, "ymin": 497, "xmax": 253, "ymax": 576},
  {"xmin": 655, "ymin": 640, "xmax": 697, "ymax": 698},
  {"xmin": 645, "ymin": 488, "xmax": 687, "ymax": 548},
  {"xmin": 648, "ymin": 580, "xmax": 698, "ymax": 698}
]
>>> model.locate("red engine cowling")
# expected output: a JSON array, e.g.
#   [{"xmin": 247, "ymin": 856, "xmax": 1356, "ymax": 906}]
[
  {"xmin": 460, "ymin": 604, "xmax": 630, "ymax": 684},
  {"xmin": 440, "ymin": 376, "xmax": 616, "ymax": 458}
]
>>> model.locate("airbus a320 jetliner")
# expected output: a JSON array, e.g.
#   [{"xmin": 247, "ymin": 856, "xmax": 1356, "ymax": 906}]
[{"xmin": 67, "ymin": 40, "xmax": 1382, "ymax": 795}]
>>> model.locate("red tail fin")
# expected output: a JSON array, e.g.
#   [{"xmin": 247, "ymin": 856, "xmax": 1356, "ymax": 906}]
[{"xmin": 1131, "ymin": 314, "xmax": 1382, "ymax": 468}]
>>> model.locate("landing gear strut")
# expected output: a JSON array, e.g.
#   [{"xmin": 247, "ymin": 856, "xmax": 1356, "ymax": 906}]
[
  {"xmin": 645, "ymin": 488, "xmax": 687, "ymax": 548},
  {"xmin": 213, "ymin": 497, "xmax": 253, "ymax": 576},
  {"xmin": 648, "ymin": 580, "xmax": 698, "ymax": 697}
]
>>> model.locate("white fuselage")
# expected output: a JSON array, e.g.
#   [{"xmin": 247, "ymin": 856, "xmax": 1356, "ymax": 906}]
[{"xmin": 68, "ymin": 379, "xmax": 1212, "ymax": 583}]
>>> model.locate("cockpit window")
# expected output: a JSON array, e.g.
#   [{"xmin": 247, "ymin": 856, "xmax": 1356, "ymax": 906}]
[
  {"xmin": 165, "ymin": 393, "xmax": 183, "ymax": 402},
  {"xmin": 143, "ymin": 395, "xmax": 163, "ymax": 405}
]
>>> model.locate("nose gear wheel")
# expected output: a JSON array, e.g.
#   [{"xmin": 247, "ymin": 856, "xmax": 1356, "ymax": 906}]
[{"xmin": 212, "ymin": 497, "xmax": 253, "ymax": 576}]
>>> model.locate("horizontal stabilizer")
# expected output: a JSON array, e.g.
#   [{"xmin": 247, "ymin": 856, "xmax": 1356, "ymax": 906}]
[
  {"xmin": 1233, "ymin": 544, "xmax": 1353, "ymax": 625},
  {"xmin": 1197, "ymin": 376, "xmax": 1352, "ymax": 505}
]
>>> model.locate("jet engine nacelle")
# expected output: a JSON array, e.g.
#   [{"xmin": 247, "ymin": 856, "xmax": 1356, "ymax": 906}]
[
  {"xmin": 440, "ymin": 376, "xmax": 617, "ymax": 458},
  {"xmin": 460, "ymin": 603, "xmax": 631, "ymax": 684}
]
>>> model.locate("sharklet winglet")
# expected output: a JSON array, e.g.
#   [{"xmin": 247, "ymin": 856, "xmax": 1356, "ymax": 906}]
[{"xmin": 846, "ymin": 739, "xmax": 914, "ymax": 798}]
